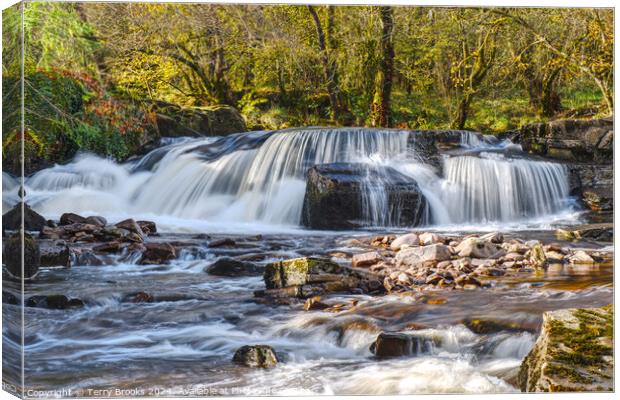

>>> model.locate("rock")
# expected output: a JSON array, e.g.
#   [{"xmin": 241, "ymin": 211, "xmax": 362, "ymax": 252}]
[
  {"xmin": 59, "ymin": 213, "xmax": 87, "ymax": 226},
  {"xmin": 3, "ymin": 232, "xmax": 40, "ymax": 278},
  {"xmin": 303, "ymin": 296, "xmax": 329, "ymax": 311},
  {"xmin": 123, "ymin": 292, "xmax": 154, "ymax": 303},
  {"xmin": 390, "ymin": 233, "xmax": 420, "ymax": 251},
  {"xmin": 264, "ymin": 257, "xmax": 342, "ymax": 289},
  {"xmin": 418, "ymin": 232, "xmax": 445, "ymax": 245},
  {"xmin": 25, "ymin": 294, "xmax": 84, "ymax": 309},
  {"xmin": 208, "ymin": 238, "xmax": 236, "ymax": 248},
  {"xmin": 351, "ymin": 251, "xmax": 383, "ymax": 268},
  {"xmin": 74, "ymin": 251, "xmax": 104, "ymax": 266},
  {"xmin": 567, "ymin": 163, "xmax": 612, "ymax": 213},
  {"xmin": 2, "ymin": 291, "xmax": 18, "ymax": 305},
  {"xmin": 140, "ymin": 243, "xmax": 177, "ymax": 264},
  {"xmin": 529, "ymin": 243, "xmax": 547, "ymax": 268},
  {"xmin": 556, "ymin": 223, "xmax": 613, "ymax": 243},
  {"xmin": 567, "ymin": 250, "xmax": 595, "ymax": 264},
  {"xmin": 395, "ymin": 244, "xmax": 452, "ymax": 267},
  {"xmin": 85, "ymin": 216, "xmax": 107, "ymax": 227},
  {"xmin": 232, "ymin": 345, "xmax": 278, "ymax": 368},
  {"xmin": 479, "ymin": 232, "xmax": 504, "ymax": 243},
  {"xmin": 455, "ymin": 238, "xmax": 504, "ymax": 259},
  {"xmin": 93, "ymin": 241, "xmax": 123, "ymax": 253},
  {"xmin": 464, "ymin": 318, "xmax": 531, "ymax": 334},
  {"xmin": 152, "ymin": 101, "xmax": 247, "ymax": 137},
  {"xmin": 301, "ymin": 163, "xmax": 429, "ymax": 229},
  {"xmin": 518, "ymin": 117, "xmax": 612, "ymax": 163},
  {"xmin": 137, "ymin": 220, "xmax": 157, "ymax": 234},
  {"xmin": 370, "ymin": 332, "xmax": 435, "ymax": 358},
  {"xmin": 40, "ymin": 241, "xmax": 71, "ymax": 268},
  {"xmin": 205, "ymin": 257, "xmax": 261, "ymax": 277},
  {"xmin": 2, "ymin": 203, "xmax": 46, "ymax": 231},
  {"xmin": 115, "ymin": 219, "xmax": 145, "ymax": 236},
  {"xmin": 518, "ymin": 305, "xmax": 613, "ymax": 392}
]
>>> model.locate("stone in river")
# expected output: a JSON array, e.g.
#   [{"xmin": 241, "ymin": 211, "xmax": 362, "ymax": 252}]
[
  {"xmin": 205, "ymin": 257, "xmax": 261, "ymax": 277},
  {"xmin": 304, "ymin": 296, "xmax": 330, "ymax": 311},
  {"xmin": 137, "ymin": 220, "xmax": 157, "ymax": 234},
  {"xmin": 40, "ymin": 241, "xmax": 71, "ymax": 268},
  {"xmin": 85, "ymin": 216, "xmax": 107, "ymax": 227},
  {"xmin": 232, "ymin": 345, "xmax": 278, "ymax": 368},
  {"xmin": 370, "ymin": 332, "xmax": 435, "ymax": 358},
  {"xmin": 418, "ymin": 232, "xmax": 445, "ymax": 245},
  {"xmin": 395, "ymin": 244, "xmax": 452, "ymax": 267},
  {"xmin": 115, "ymin": 218, "xmax": 145, "ymax": 236},
  {"xmin": 139, "ymin": 242, "xmax": 177, "ymax": 264},
  {"xmin": 351, "ymin": 251, "xmax": 383, "ymax": 268},
  {"xmin": 208, "ymin": 238, "xmax": 236, "ymax": 248},
  {"xmin": 390, "ymin": 233, "xmax": 420, "ymax": 251},
  {"xmin": 3, "ymin": 232, "xmax": 40, "ymax": 278},
  {"xmin": 25, "ymin": 294, "xmax": 84, "ymax": 309},
  {"xmin": 518, "ymin": 305, "xmax": 613, "ymax": 392},
  {"xmin": 59, "ymin": 212, "xmax": 87, "ymax": 226},
  {"xmin": 567, "ymin": 250, "xmax": 595, "ymax": 264},
  {"xmin": 264, "ymin": 257, "xmax": 342, "ymax": 289}
]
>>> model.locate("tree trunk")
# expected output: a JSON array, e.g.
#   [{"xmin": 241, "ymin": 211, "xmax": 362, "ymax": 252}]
[
  {"xmin": 370, "ymin": 6, "xmax": 395, "ymax": 128},
  {"xmin": 308, "ymin": 5, "xmax": 341, "ymax": 122}
]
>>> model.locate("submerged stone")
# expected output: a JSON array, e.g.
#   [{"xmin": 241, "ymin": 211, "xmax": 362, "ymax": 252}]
[{"xmin": 232, "ymin": 345, "xmax": 278, "ymax": 368}]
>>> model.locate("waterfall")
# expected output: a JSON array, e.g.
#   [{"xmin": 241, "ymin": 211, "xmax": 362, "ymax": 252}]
[
  {"xmin": 7, "ymin": 127, "xmax": 576, "ymax": 230},
  {"xmin": 439, "ymin": 152, "xmax": 570, "ymax": 223}
]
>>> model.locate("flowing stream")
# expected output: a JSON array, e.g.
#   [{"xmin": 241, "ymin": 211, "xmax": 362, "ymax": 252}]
[{"xmin": 3, "ymin": 127, "xmax": 607, "ymax": 396}]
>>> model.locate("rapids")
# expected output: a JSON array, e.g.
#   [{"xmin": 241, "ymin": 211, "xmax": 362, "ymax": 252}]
[{"xmin": 3, "ymin": 127, "xmax": 578, "ymax": 232}]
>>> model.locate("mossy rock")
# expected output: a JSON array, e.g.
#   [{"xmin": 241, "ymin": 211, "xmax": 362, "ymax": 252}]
[
  {"xmin": 519, "ymin": 305, "xmax": 613, "ymax": 392},
  {"xmin": 264, "ymin": 257, "xmax": 342, "ymax": 289},
  {"xmin": 3, "ymin": 232, "xmax": 40, "ymax": 278}
]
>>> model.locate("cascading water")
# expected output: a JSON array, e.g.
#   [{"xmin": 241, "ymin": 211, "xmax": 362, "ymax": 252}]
[{"xmin": 5, "ymin": 127, "xmax": 576, "ymax": 230}]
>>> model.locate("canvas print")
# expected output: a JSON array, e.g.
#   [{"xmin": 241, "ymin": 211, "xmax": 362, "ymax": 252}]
[{"xmin": 1, "ymin": 1, "xmax": 614, "ymax": 397}]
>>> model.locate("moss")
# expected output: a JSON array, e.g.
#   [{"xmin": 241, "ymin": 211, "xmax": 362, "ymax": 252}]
[{"xmin": 263, "ymin": 257, "xmax": 341, "ymax": 289}]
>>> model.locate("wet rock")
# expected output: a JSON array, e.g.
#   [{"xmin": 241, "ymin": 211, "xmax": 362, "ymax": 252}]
[
  {"xmin": 232, "ymin": 345, "xmax": 278, "ymax": 368},
  {"xmin": 556, "ymin": 223, "xmax": 613, "ymax": 242},
  {"xmin": 93, "ymin": 241, "xmax": 123, "ymax": 253},
  {"xmin": 205, "ymin": 257, "xmax": 261, "ymax": 277},
  {"xmin": 303, "ymin": 296, "xmax": 330, "ymax": 311},
  {"xmin": 3, "ymin": 291, "xmax": 18, "ymax": 305},
  {"xmin": 74, "ymin": 251, "xmax": 105, "ymax": 266},
  {"xmin": 140, "ymin": 243, "xmax": 177, "ymax": 264},
  {"xmin": 264, "ymin": 257, "xmax": 342, "ymax": 289},
  {"xmin": 455, "ymin": 238, "xmax": 504, "ymax": 259},
  {"xmin": 208, "ymin": 238, "xmax": 236, "ymax": 248},
  {"xmin": 123, "ymin": 292, "xmax": 154, "ymax": 303},
  {"xmin": 137, "ymin": 220, "xmax": 157, "ymax": 235},
  {"xmin": 479, "ymin": 232, "xmax": 504, "ymax": 243},
  {"xmin": 3, "ymin": 232, "xmax": 40, "ymax": 278},
  {"xmin": 395, "ymin": 244, "xmax": 452, "ymax": 267},
  {"xmin": 3, "ymin": 203, "xmax": 46, "ymax": 231},
  {"xmin": 454, "ymin": 274, "xmax": 481, "ymax": 287},
  {"xmin": 370, "ymin": 332, "xmax": 435, "ymax": 358},
  {"xmin": 464, "ymin": 318, "xmax": 530, "ymax": 334},
  {"xmin": 390, "ymin": 233, "xmax": 419, "ymax": 251},
  {"xmin": 85, "ymin": 216, "xmax": 107, "ymax": 227},
  {"xmin": 301, "ymin": 163, "xmax": 429, "ymax": 229},
  {"xmin": 25, "ymin": 295, "xmax": 84, "ymax": 309},
  {"xmin": 518, "ymin": 305, "xmax": 613, "ymax": 392},
  {"xmin": 115, "ymin": 219, "xmax": 145, "ymax": 237},
  {"xmin": 59, "ymin": 213, "xmax": 87, "ymax": 226},
  {"xmin": 351, "ymin": 251, "xmax": 383, "ymax": 268},
  {"xmin": 567, "ymin": 250, "xmax": 595, "ymax": 264},
  {"xmin": 40, "ymin": 241, "xmax": 71, "ymax": 268}
]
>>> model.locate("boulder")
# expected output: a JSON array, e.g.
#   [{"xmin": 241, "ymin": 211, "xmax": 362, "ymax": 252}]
[
  {"xmin": 3, "ymin": 203, "xmax": 46, "ymax": 231},
  {"xmin": 395, "ymin": 244, "xmax": 452, "ymax": 268},
  {"xmin": 518, "ymin": 305, "xmax": 613, "ymax": 392},
  {"xmin": 152, "ymin": 101, "xmax": 247, "ymax": 137},
  {"xmin": 3, "ymin": 232, "xmax": 40, "ymax": 278},
  {"xmin": 419, "ymin": 232, "xmax": 445, "ymax": 245},
  {"xmin": 137, "ymin": 220, "xmax": 157, "ymax": 234},
  {"xmin": 567, "ymin": 251, "xmax": 595, "ymax": 264},
  {"xmin": 139, "ymin": 243, "xmax": 177, "ymax": 264},
  {"xmin": 25, "ymin": 295, "xmax": 84, "ymax": 309},
  {"xmin": 479, "ymin": 232, "xmax": 504, "ymax": 243},
  {"xmin": 301, "ymin": 163, "xmax": 428, "ymax": 229},
  {"xmin": 59, "ymin": 213, "xmax": 87, "ymax": 226},
  {"xmin": 518, "ymin": 117, "xmax": 612, "ymax": 163},
  {"xmin": 85, "ymin": 216, "xmax": 107, "ymax": 227},
  {"xmin": 115, "ymin": 219, "xmax": 145, "ymax": 236},
  {"xmin": 556, "ymin": 223, "xmax": 613, "ymax": 243},
  {"xmin": 264, "ymin": 257, "xmax": 342, "ymax": 289},
  {"xmin": 232, "ymin": 345, "xmax": 278, "ymax": 368},
  {"xmin": 455, "ymin": 238, "xmax": 504, "ymax": 259},
  {"xmin": 205, "ymin": 257, "xmax": 261, "ymax": 277},
  {"xmin": 208, "ymin": 238, "xmax": 236, "ymax": 248},
  {"xmin": 351, "ymin": 251, "xmax": 383, "ymax": 268},
  {"xmin": 567, "ymin": 164, "xmax": 613, "ymax": 213},
  {"xmin": 529, "ymin": 243, "xmax": 547, "ymax": 268},
  {"xmin": 40, "ymin": 241, "xmax": 71, "ymax": 268},
  {"xmin": 370, "ymin": 332, "xmax": 436, "ymax": 358},
  {"xmin": 390, "ymin": 233, "xmax": 420, "ymax": 251}
]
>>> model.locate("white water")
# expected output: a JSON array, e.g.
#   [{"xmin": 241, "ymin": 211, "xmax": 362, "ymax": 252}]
[{"xmin": 4, "ymin": 128, "xmax": 576, "ymax": 231}]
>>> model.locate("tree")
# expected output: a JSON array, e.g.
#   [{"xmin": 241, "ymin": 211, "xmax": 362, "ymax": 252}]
[{"xmin": 370, "ymin": 6, "xmax": 395, "ymax": 127}]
